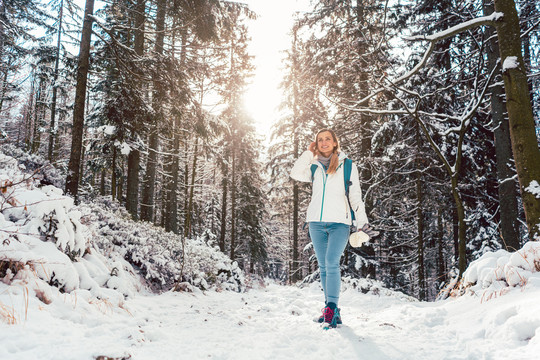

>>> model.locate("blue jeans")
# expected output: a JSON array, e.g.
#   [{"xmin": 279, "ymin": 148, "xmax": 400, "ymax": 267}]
[{"xmin": 309, "ymin": 222, "xmax": 350, "ymax": 305}]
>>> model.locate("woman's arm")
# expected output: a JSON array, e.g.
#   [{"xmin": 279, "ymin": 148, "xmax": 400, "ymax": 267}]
[
  {"xmin": 290, "ymin": 150, "xmax": 315, "ymax": 183},
  {"xmin": 348, "ymin": 163, "xmax": 368, "ymax": 228}
]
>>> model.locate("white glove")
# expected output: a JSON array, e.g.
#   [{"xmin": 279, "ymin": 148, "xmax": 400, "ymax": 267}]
[{"xmin": 349, "ymin": 231, "xmax": 370, "ymax": 248}]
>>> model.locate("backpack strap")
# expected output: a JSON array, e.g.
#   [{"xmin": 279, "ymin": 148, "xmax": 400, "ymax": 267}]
[
  {"xmin": 310, "ymin": 163, "xmax": 318, "ymax": 182},
  {"xmin": 343, "ymin": 158, "xmax": 356, "ymax": 221}
]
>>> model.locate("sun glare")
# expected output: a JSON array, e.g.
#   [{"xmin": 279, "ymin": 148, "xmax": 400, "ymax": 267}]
[
  {"xmin": 241, "ymin": 0, "xmax": 311, "ymax": 139},
  {"xmin": 243, "ymin": 79, "xmax": 281, "ymax": 136}
]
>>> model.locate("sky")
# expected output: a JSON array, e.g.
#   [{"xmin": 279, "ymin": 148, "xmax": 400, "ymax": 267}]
[{"xmin": 241, "ymin": 0, "xmax": 312, "ymax": 138}]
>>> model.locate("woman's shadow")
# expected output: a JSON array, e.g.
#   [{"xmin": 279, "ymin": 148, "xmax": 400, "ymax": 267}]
[{"xmin": 337, "ymin": 324, "xmax": 395, "ymax": 359}]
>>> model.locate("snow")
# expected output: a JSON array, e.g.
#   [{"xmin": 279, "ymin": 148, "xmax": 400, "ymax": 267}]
[
  {"xmin": 404, "ymin": 13, "xmax": 503, "ymax": 43},
  {"xmin": 2, "ymin": 150, "xmax": 540, "ymax": 359},
  {"xmin": 97, "ymin": 125, "xmax": 116, "ymax": 136},
  {"xmin": 1, "ymin": 278, "xmax": 540, "ymax": 359},
  {"xmin": 116, "ymin": 141, "xmax": 131, "ymax": 155},
  {"xmin": 503, "ymin": 56, "xmax": 519, "ymax": 71},
  {"xmin": 525, "ymin": 180, "xmax": 540, "ymax": 199}
]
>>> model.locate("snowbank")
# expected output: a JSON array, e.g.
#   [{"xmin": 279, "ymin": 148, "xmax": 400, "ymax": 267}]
[{"xmin": 460, "ymin": 241, "xmax": 540, "ymax": 300}]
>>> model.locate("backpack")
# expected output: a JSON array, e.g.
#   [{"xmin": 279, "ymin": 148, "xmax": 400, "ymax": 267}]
[{"xmin": 310, "ymin": 158, "xmax": 356, "ymax": 222}]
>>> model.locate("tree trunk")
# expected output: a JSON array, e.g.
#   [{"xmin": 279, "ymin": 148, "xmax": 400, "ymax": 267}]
[
  {"xmin": 53, "ymin": 92, "xmax": 65, "ymax": 160},
  {"xmin": 166, "ymin": 131, "xmax": 179, "ymax": 233},
  {"xmin": 24, "ymin": 72, "xmax": 36, "ymax": 150},
  {"xmin": 0, "ymin": 62, "xmax": 10, "ymax": 114},
  {"xmin": 0, "ymin": 1, "xmax": 5, "ymax": 59},
  {"xmin": 183, "ymin": 139, "xmax": 189, "ymax": 226},
  {"xmin": 125, "ymin": 0, "xmax": 146, "ymax": 220},
  {"xmin": 493, "ymin": 0, "xmax": 540, "ymax": 241},
  {"xmin": 141, "ymin": 131, "xmax": 158, "ymax": 221},
  {"xmin": 290, "ymin": 27, "xmax": 300, "ymax": 282},
  {"xmin": 162, "ymin": 156, "xmax": 171, "ymax": 228},
  {"xmin": 118, "ymin": 158, "xmax": 124, "ymax": 202},
  {"xmin": 79, "ymin": 122, "xmax": 87, "ymax": 186},
  {"xmin": 452, "ymin": 175, "xmax": 467, "ymax": 276},
  {"xmin": 184, "ymin": 138, "xmax": 199, "ymax": 238},
  {"xmin": 416, "ymin": 144, "xmax": 425, "ymax": 300},
  {"xmin": 165, "ymin": 31, "xmax": 186, "ymax": 234},
  {"xmin": 31, "ymin": 80, "xmax": 44, "ymax": 154},
  {"xmin": 230, "ymin": 146, "xmax": 236, "ymax": 261},
  {"xmin": 112, "ymin": 145, "xmax": 117, "ymax": 199},
  {"xmin": 520, "ymin": 0, "xmax": 535, "ymax": 106},
  {"xmin": 484, "ymin": 1, "xmax": 521, "ymax": 251},
  {"xmin": 437, "ymin": 207, "xmax": 446, "ymax": 283},
  {"xmin": 48, "ymin": 0, "xmax": 63, "ymax": 162},
  {"xmin": 139, "ymin": 0, "xmax": 164, "ymax": 222},
  {"xmin": 354, "ymin": 0, "xmax": 371, "ymax": 156},
  {"xmin": 100, "ymin": 169, "xmax": 106, "ymax": 195},
  {"xmin": 126, "ymin": 147, "xmax": 140, "ymax": 219},
  {"xmin": 65, "ymin": 0, "xmax": 95, "ymax": 200},
  {"xmin": 219, "ymin": 160, "xmax": 228, "ymax": 252}
]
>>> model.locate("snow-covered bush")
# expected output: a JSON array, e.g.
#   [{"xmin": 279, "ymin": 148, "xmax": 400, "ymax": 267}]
[
  {"xmin": 83, "ymin": 197, "xmax": 245, "ymax": 292},
  {"xmin": 459, "ymin": 241, "xmax": 540, "ymax": 300},
  {"xmin": 0, "ymin": 149, "xmax": 244, "ymax": 317},
  {"xmin": 341, "ymin": 276, "xmax": 417, "ymax": 301},
  {"xmin": 0, "ymin": 144, "xmax": 65, "ymax": 189},
  {"xmin": 0, "ymin": 153, "xmax": 85, "ymax": 260},
  {"xmin": 0, "ymin": 152, "xmax": 139, "ymax": 307}
]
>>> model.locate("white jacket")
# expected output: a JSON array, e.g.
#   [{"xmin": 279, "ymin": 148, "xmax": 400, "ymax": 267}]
[{"xmin": 290, "ymin": 150, "xmax": 368, "ymax": 228}]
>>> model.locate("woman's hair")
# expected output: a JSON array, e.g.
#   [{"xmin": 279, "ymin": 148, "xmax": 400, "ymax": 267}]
[{"xmin": 315, "ymin": 128, "xmax": 340, "ymax": 175}]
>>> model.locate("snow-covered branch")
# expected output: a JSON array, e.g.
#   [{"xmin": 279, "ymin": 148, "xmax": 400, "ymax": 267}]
[
  {"xmin": 521, "ymin": 17, "xmax": 540, "ymax": 39},
  {"xmin": 392, "ymin": 13, "xmax": 502, "ymax": 87},
  {"xmin": 403, "ymin": 13, "xmax": 503, "ymax": 42}
]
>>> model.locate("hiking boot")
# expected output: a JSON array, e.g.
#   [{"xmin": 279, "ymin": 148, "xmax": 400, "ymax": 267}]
[{"xmin": 318, "ymin": 306, "xmax": 342, "ymax": 325}]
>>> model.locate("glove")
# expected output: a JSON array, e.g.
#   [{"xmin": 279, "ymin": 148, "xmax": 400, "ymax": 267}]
[
  {"xmin": 359, "ymin": 224, "xmax": 379, "ymax": 238},
  {"xmin": 349, "ymin": 231, "xmax": 369, "ymax": 248}
]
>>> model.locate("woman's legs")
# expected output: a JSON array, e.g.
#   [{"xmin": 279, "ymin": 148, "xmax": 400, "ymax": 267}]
[{"xmin": 309, "ymin": 222, "xmax": 350, "ymax": 305}]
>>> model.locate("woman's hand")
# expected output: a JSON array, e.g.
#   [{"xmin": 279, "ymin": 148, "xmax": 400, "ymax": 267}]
[
  {"xmin": 359, "ymin": 224, "xmax": 379, "ymax": 239},
  {"xmin": 308, "ymin": 142, "xmax": 318, "ymax": 156}
]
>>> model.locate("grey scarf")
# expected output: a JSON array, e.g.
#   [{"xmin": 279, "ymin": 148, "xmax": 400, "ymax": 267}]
[{"xmin": 317, "ymin": 154, "xmax": 332, "ymax": 169}]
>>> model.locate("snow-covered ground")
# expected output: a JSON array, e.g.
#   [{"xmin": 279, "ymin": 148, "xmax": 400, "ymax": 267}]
[{"xmin": 1, "ymin": 279, "xmax": 539, "ymax": 360}]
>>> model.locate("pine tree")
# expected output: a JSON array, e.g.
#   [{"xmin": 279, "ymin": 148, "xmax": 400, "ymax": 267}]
[{"xmin": 65, "ymin": 0, "xmax": 95, "ymax": 200}]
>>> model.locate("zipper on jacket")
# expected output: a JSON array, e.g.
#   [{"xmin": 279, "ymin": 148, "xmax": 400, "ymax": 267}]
[
  {"xmin": 344, "ymin": 160, "xmax": 349, "ymax": 220},
  {"xmin": 319, "ymin": 166, "xmax": 327, "ymax": 221},
  {"xmin": 318, "ymin": 162, "xmax": 344, "ymax": 221}
]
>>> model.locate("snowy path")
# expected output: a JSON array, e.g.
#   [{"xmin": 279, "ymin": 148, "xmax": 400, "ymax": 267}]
[{"xmin": 2, "ymin": 282, "xmax": 539, "ymax": 359}]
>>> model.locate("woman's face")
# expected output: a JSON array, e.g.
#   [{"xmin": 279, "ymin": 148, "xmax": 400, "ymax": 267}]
[{"xmin": 317, "ymin": 131, "xmax": 337, "ymax": 157}]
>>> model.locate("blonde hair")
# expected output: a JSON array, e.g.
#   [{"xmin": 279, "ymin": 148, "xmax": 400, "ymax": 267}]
[{"xmin": 315, "ymin": 128, "xmax": 340, "ymax": 175}]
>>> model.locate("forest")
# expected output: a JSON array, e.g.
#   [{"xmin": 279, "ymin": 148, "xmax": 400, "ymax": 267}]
[{"xmin": 1, "ymin": 0, "xmax": 539, "ymax": 303}]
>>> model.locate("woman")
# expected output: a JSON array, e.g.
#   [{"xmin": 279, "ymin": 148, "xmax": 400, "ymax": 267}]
[{"xmin": 290, "ymin": 128, "xmax": 373, "ymax": 328}]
